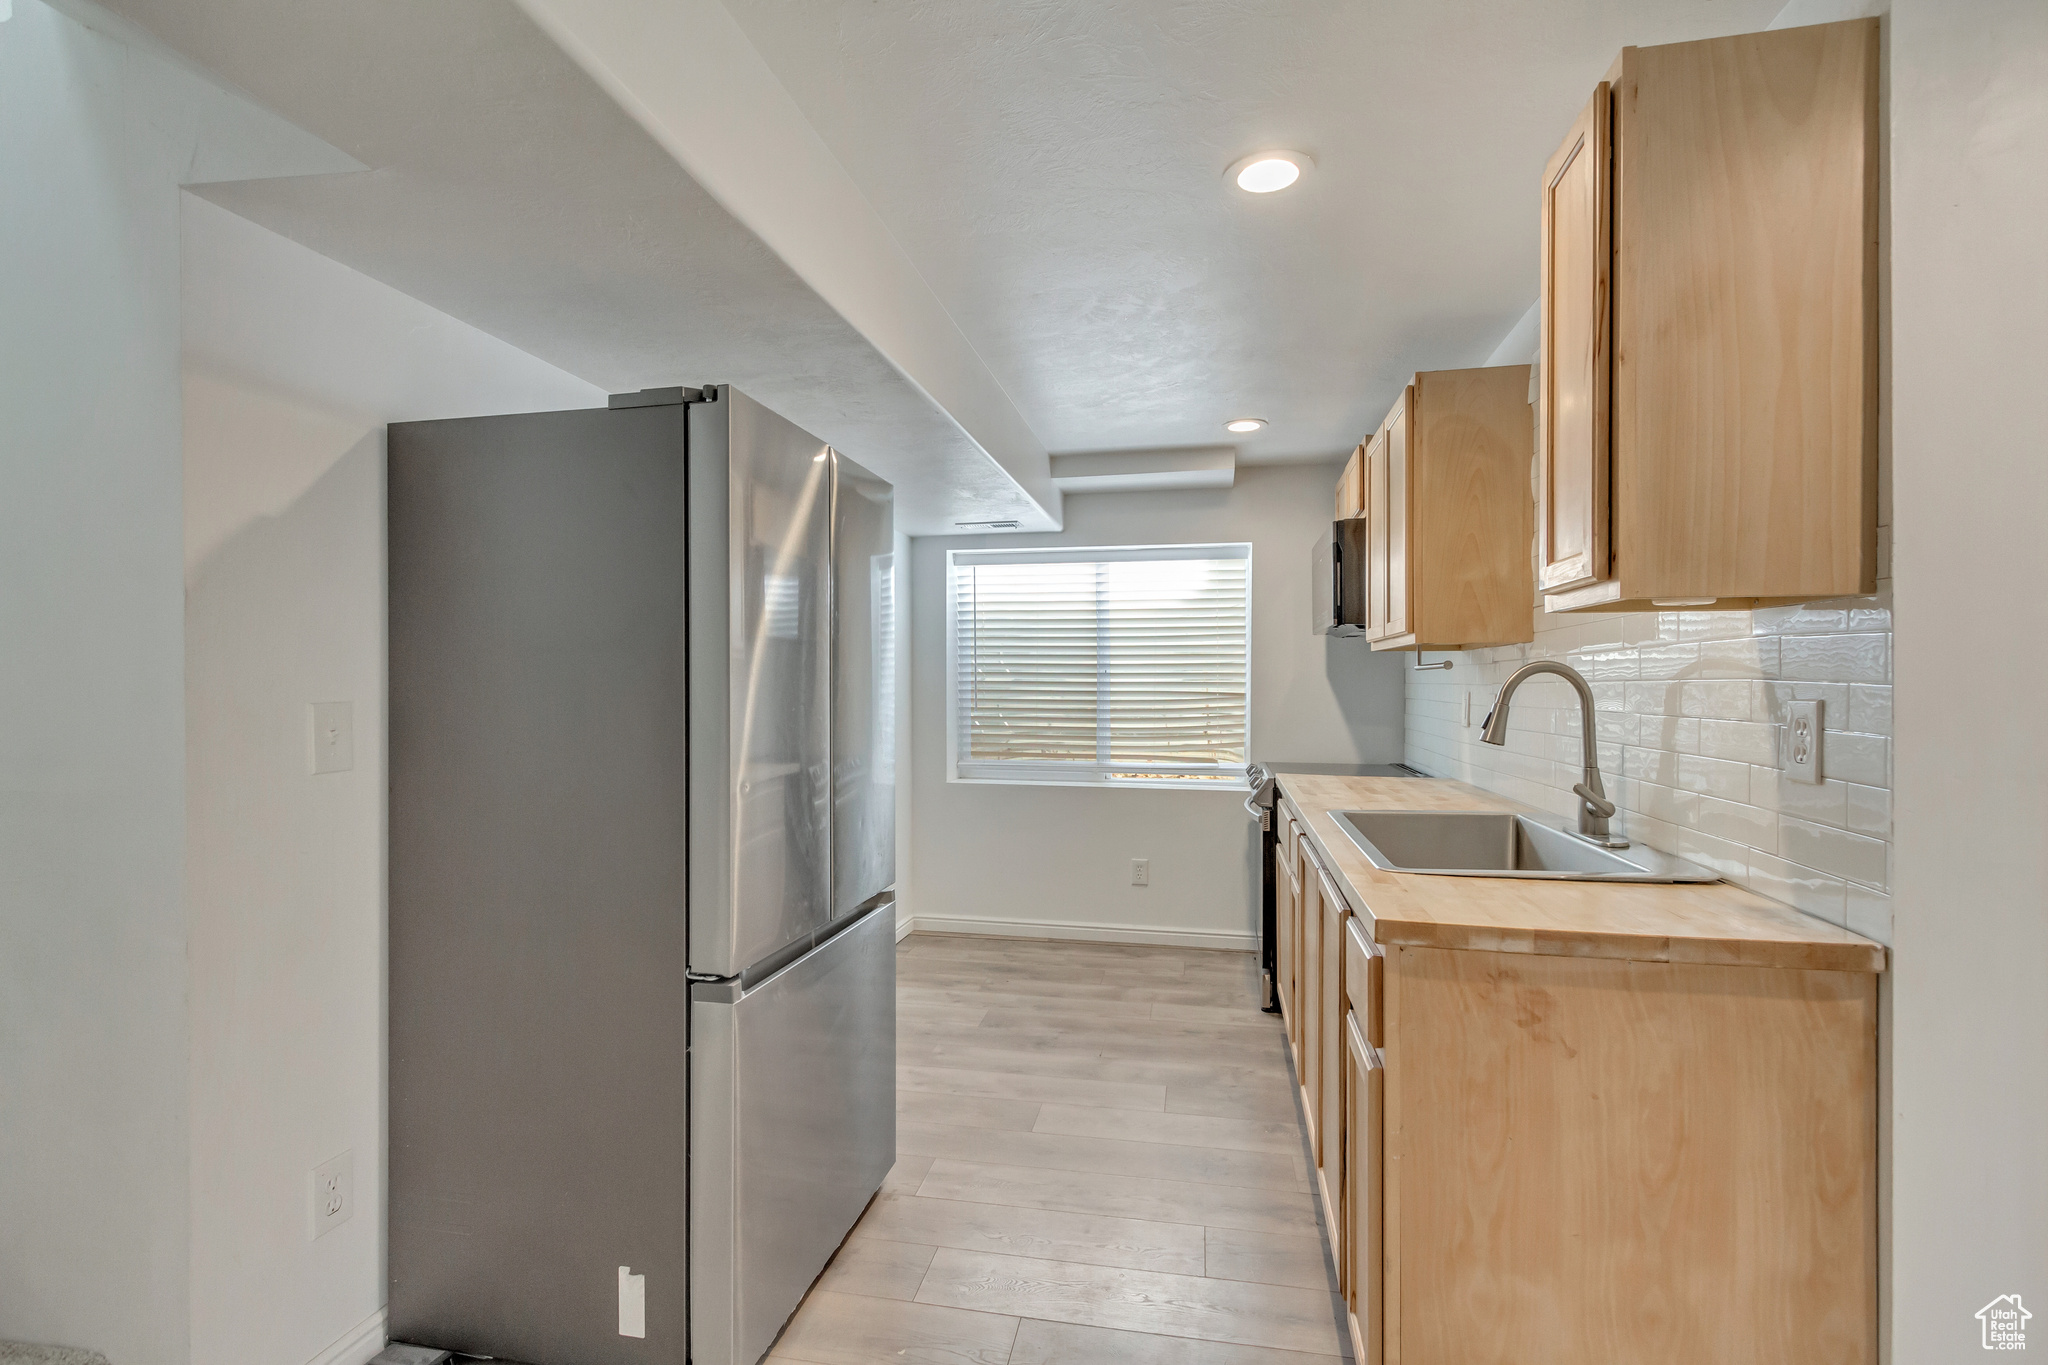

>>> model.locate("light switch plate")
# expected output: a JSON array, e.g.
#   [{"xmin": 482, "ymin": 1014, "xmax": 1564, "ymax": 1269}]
[
  {"xmin": 1783, "ymin": 699, "xmax": 1824, "ymax": 784},
  {"xmin": 310, "ymin": 701, "xmax": 354, "ymax": 774}
]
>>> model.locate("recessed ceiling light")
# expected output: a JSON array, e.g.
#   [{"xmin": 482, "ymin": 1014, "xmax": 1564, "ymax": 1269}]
[
  {"xmin": 1225, "ymin": 418, "xmax": 1266, "ymax": 434},
  {"xmin": 1226, "ymin": 151, "xmax": 1312, "ymax": 194}
]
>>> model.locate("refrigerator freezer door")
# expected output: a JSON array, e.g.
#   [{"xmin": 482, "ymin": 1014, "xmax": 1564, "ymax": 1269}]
[
  {"xmin": 691, "ymin": 900, "xmax": 897, "ymax": 1365},
  {"xmin": 831, "ymin": 451, "xmax": 898, "ymax": 918},
  {"xmin": 689, "ymin": 388, "xmax": 835, "ymax": 978}
]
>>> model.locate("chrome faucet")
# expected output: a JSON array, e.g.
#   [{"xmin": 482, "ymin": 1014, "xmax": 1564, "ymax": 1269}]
[{"xmin": 1480, "ymin": 660, "xmax": 1628, "ymax": 848}]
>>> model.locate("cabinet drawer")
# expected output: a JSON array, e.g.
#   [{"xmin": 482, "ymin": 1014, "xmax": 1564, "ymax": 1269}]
[{"xmin": 1345, "ymin": 916, "xmax": 1382, "ymax": 1047}]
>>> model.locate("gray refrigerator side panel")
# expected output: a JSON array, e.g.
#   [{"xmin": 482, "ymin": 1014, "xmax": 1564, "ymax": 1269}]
[
  {"xmin": 688, "ymin": 387, "xmax": 834, "ymax": 978},
  {"xmin": 691, "ymin": 901, "xmax": 897, "ymax": 1365},
  {"xmin": 387, "ymin": 406, "xmax": 691, "ymax": 1364},
  {"xmin": 830, "ymin": 451, "xmax": 898, "ymax": 917}
]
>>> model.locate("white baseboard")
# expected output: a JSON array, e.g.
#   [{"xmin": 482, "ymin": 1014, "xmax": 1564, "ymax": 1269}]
[
  {"xmin": 307, "ymin": 1309, "xmax": 385, "ymax": 1365},
  {"xmin": 902, "ymin": 914, "xmax": 1255, "ymax": 953},
  {"xmin": 895, "ymin": 915, "xmax": 914, "ymax": 943}
]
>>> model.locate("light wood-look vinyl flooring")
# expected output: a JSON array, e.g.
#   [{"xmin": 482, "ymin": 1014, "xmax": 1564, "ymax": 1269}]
[{"xmin": 768, "ymin": 933, "xmax": 1349, "ymax": 1365}]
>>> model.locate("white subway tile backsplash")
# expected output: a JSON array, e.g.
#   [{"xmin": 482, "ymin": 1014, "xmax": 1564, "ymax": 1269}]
[
  {"xmin": 1697, "ymin": 718, "xmax": 1778, "ymax": 765},
  {"xmin": 1637, "ymin": 643, "xmax": 1702, "ymax": 679},
  {"xmin": 1698, "ymin": 636, "xmax": 1780, "ymax": 678},
  {"xmin": 1751, "ymin": 770, "xmax": 1853, "ymax": 825},
  {"xmin": 1846, "ymin": 884, "xmax": 1893, "ymax": 945},
  {"xmin": 1636, "ymin": 714, "xmax": 1701, "ymax": 752},
  {"xmin": 1404, "ymin": 595, "xmax": 1891, "ymax": 938},
  {"xmin": 1780, "ymin": 632, "xmax": 1889, "ymax": 684},
  {"xmin": 1687, "ymin": 794, "xmax": 1777, "ymax": 852},
  {"xmin": 1677, "ymin": 828, "xmax": 1750, "ymax": 880},
  {"xmin": 1780, "ymin": 817, "xmax": 1889, "ymax": 890},
  {"xmin": 1848, "ymin": 684, "xmax": 1892, "ymax": 734},
  {"xmin": 1680, "ymin": 679, "xmax": 1754, "ymax": 721},
  {"xmin": 1822, "ymin": 730, "xmax": 1889, "ymax": 786},
  {"xmin": 1624, "ymin": 745, "xmax": 1683, "ymax": 787},
  {"xmin": 1844, "ymin": 782, "xmax": 1891, "ymax": 837},
  {"xmin": 1747, "ymin": 850, "xmax": 1850, "ymax": 926},
  {"xmin": 1677, "ymin": 753, "xmax": 1751, "ymax": 803}
]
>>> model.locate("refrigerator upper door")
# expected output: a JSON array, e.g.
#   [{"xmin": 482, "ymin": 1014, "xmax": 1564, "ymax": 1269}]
[
  {"xmin": 689, "ymin": 388, "xmax": 834, "ymax": 978},
  {"xmin": 831, "ymin": 451, "xmax": 897, "ymax": 918},
  {"xmin": 691, "ymin": 900, "xmax": 897, "ymax": 1365}
]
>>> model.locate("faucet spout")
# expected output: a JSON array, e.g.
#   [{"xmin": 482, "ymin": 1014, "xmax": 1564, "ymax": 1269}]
[{"xmin": 1479, "ymin": 660, "xmax": 1628, "ymax": 848}]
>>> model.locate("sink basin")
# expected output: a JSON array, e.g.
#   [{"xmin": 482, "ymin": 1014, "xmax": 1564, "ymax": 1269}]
[{"xmin": 1331, "ymin": 810, "xmax": 1721, "ymax": 883}]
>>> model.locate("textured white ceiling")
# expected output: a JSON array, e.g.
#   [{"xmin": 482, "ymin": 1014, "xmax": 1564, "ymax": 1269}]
[
  {"xmin": 715, "ymin": 0, "xmax": 1782, "ymax": 463},
  {"xmin": 100, "ymin": 0, "xmax": 1056, "ymax": 534},
  {"xmin": 111, "ymin": 0, "xmax": 1785, "ymax": 526}
]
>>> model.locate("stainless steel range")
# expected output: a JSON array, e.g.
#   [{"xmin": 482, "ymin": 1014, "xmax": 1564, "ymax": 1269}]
[{"xmin": 1244, "ymin": 761, "xmax": 1428, "ymax": 1012}]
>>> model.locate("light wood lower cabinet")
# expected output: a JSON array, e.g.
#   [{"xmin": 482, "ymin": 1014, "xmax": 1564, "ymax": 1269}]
[
  {"xmin": 1344, "ymin": 1010, "xmax": 1383, "ymax": 1365},
  {"xmin": 1315, "ymin": 865, "xmax": 1349, "ymax": 1245},
  {"xmin": 1276, "ymin": 826, "xmax": 1298, "ymax": 1038},
  {"xmin": 1274, "ymin": 811, "xmax": 1878, "ymax": 1364},
  {"xmin": 1298, "ymin": 859, "xmax": 1325, "ymax": 1163}
]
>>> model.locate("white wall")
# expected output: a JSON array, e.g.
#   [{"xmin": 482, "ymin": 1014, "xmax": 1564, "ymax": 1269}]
[
  {"xmin": 909, "ymin": 464, "xmax": 1407, "ymax": 948},
  {"xmin": 0, "ymin": 5, "xmax": 354, "ymax": 1360},
  {"xmin": 181, "ymin": 194, "xmax": 600, "ymax": 1365},
  {"xmin": 1888, "ymin": 0, "xmax": 2048, "ymax": 1356}
]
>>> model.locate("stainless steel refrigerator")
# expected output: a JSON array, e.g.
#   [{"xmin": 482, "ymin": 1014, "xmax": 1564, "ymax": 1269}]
[{"xmin": 386, "ymin": 385, "xmax": 897, "ymax": 1365}]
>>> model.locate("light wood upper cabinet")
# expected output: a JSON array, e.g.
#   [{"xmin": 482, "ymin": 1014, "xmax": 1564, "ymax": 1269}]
[
  {"xmin": 1541, "ymin": 19, "xmax": 1880, "ymax": 612},
  {"xmin": 1336, "ymin": 444, "xmax": 1368, "ymax": 521},
  {"xmin": 1376, "ymin": 395, "xmax": 1412, "ymax": 641},
  {"xmin": 1538, "ymin": 82, "xmax": 1612, "ymax": 594},
  {"xmin": 1364, "ymin": 368, "xmax": 1534, "ymax": 651}
]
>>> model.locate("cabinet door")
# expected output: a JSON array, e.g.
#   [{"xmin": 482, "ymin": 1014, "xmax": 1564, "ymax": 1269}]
[
  {"xmin": 1287, "ymin": 830, "xmax": 1308, "ymax": 1056},
  {"xmin": 1538, "ymin": 82, "xmax": 1613, "ymax": 594},
  {"xmin": 1366, "ymin": 430, "xmax": 1391, "ymax": 639},
  {"xmin": 1298, "ymin": 865, "xmax": 1323, "ymax": 1161},
  {"xmin": 1381, "ymin": 393, "xmax": 1413, "ymax": 639},
  {"xmin": 1276, "ymin": 844, "xmax": 1297, "ymax": 1037},
  {"xmin": 1336, "ymin": 445, "xmax": 1366, "ymax": 520},
  {"xmin": 1344, "ymin": 1012, "xmax": 1384, "ymax": 1365},
  {"xmin": 1318, "ymin": 870, "xmax": 1349, "ymax": 1274}
]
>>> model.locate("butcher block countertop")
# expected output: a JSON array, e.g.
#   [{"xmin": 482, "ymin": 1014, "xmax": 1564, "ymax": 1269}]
[{"xmin": 1278, "ymin": 773, "xmax": 1886, "ymax": 974}]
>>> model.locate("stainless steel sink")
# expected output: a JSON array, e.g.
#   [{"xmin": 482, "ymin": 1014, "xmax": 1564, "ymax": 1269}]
[{"xmin": 1332, "ymin": 809, "xmax": 1721, "ymax": 883}]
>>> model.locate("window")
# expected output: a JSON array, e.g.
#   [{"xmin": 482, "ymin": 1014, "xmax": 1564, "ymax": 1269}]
[{"xmin": 948, "ymin": 543, "xmax": 1252, "ymax": 787}]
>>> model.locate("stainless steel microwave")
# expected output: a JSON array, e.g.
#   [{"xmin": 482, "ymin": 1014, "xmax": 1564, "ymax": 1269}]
[{"xmin": 1312, "ymin": 518, "xmax": 1371, "ymax": 636}]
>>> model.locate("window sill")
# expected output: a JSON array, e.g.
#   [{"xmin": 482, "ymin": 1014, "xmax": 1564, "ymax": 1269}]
[{"xmin": 947, "ymin": 773, "xmax": 1252, "ymax": 793}]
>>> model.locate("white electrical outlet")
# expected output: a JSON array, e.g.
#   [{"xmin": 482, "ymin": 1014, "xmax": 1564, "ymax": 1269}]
[
  {"xmin": 1462, "ymin": 690, "xmax": 1473, "ymax": 727},
  {"xmin": 310, "ymin": 701, "xmax": 354, "ymax": 775},
  {"xmin": 1783, "ymin": 699, "xmax": 1824, "ymax": 784},
  {"xmin": 310, "ymin": 1149, "xmax": 353, "ymax": 1239},
  {"xmin": 1130, "ymin": 858, "xmax": 1150, "ymax": 886}
]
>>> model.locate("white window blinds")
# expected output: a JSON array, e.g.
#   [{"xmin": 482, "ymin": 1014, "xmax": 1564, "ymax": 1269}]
[{"xmin": 949, "ymin": 544, "xmax": 1252, "ymax": 785}]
